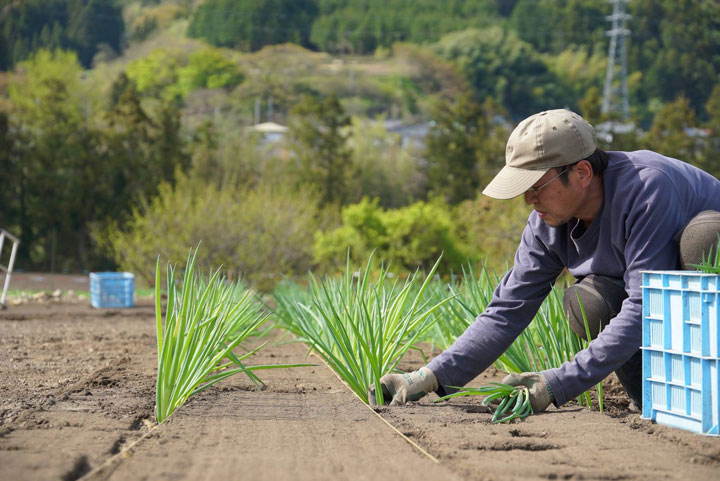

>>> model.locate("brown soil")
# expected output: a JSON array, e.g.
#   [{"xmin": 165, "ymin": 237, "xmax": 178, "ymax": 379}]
[
  {"xmin": 2, "ymin": 298, "xmax": 720, "ymax": 481},
  {"xmin": 5, "ymin": 272, "xmax": 91, "ymax": 292}
]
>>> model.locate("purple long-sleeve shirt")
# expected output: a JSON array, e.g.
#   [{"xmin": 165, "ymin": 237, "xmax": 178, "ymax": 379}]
[{"xmin": 427, "ymin": 150, "xmax": 720, "ymax": 406}]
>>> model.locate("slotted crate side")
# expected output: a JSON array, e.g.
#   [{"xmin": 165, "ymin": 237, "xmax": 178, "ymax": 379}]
[
  {"xmin": 642, "ymin": 349, "xmax": 719, "ymax": 435},
  {"xmin": 642, "ymin": 272, "xmax": 719, "ymax": 357},
  {"xmin": 90, "ymin": 272, "xmax": 134, "ymax": 308},
  {"xmin": 641, "ymin": 271, "xmax": 720, "ymax": 435}
]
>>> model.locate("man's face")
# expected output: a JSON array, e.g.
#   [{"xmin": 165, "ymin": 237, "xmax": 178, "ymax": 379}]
[{"xmin": 523, "ymin": 167, "xmax": 584, "ymax": 227}]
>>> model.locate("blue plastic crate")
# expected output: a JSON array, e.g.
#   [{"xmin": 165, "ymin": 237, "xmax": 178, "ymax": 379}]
[
  {"xmin": 90, "ymin": 272, "xmax": 134, "ymax": 309},
  {"xmin": 641, "ymin": 271, "xmax": 720, "ymax": 435}
]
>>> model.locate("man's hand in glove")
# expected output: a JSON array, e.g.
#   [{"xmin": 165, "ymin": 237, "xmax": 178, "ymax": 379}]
[
  {"xmin": 501, "ymin": 372, "xmax": 554, "ymax": 413},
  {"xmin": 368, "ymin": 367, "xmax": 438, "ymax": 406}
]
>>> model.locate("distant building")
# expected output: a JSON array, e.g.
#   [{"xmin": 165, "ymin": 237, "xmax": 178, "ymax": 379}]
[
  {"xmin": 250, "ymin": 122, "xmax": 288, "ymax": 144},
  {"xmin": 383, "ymin": 120, "xmax": 430, "ymax": 149}
]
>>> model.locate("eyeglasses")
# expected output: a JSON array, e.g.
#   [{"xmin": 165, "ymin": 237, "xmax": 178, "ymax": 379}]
[{"xmin": 525, "ymin": 168, "xmax": 568, "ymax": 194}]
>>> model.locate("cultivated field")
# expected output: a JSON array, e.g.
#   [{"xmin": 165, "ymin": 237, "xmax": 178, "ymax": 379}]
[{"xmin": 2, "ymin": 298, "xmax": 720, "ymax": 481}]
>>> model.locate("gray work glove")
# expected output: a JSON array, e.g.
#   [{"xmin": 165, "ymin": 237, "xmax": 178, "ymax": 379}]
[
  {"xmin": 501, "ymin": 372, "xmax": 554, "ymax": 413},
  {"xmin": 368, "ymin": 367, "xmax": 438, "ymax": 406}
]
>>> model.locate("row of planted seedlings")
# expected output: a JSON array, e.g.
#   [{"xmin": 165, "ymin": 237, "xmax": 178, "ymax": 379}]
[
  {"xmin": 152, "ymin": 248, "xmax": 604, "ymax": 424},
  {"xmin": 273, "ymin": 256, "xmax": 605, "ymax": 423},
  {"xmin": 153, "ymin": 248, "xmax": 312, "ymax": 423}
]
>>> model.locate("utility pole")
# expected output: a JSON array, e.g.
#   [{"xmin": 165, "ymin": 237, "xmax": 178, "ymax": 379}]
[{"xmin": 602, "ymin": 0, "xmax": 631, "ymax": 121}]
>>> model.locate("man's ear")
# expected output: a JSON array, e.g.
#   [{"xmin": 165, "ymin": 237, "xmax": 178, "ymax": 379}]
[{"xmin": 575, "ymin": 160, "xmax": 593, "ymax": 185}]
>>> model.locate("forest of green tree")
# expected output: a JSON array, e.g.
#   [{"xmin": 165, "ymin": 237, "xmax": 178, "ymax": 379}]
[
  {"xmin": 0, "ymin": 0, "xmax": 124, "ymax": 69},
  {"xmin": 0, "ymin": 0, "xmax": 718, "ymax": 288},
  {"xmin": 186, "ymin": 0, "xmax": 720, "ymax": 122}
]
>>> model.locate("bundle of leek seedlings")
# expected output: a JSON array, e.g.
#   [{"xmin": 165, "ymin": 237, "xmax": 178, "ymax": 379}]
[
  {"xmin": 272, "ymin": 253, "xmax": 453, "ymax": 405},
  {"xmin": 154, "ymin": 249, "xmax": 310, "ymax": 423},
  {"xmin": 436, "ymin": 383, "xmax": 533, "ymax": 423}
]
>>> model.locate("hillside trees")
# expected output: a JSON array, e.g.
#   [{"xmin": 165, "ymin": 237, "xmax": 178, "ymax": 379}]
[
  {"xmin": 630, "ymin": 0, "xmax": 720, "ymax": 120},
  {"xmin": 5, "ymin": 50, "xmax": 99, "ymax": 270},
  {"xmin": 545, "ymin": 46, "xmax": 606, "ymax": 113},
  {"xmin": 186, "ymin": 0, "xmax": 720, "ymax": 124},
  {"xmin": 454, "ymin": 194, "xmax": 529, "ymax": 274},
  {"xmin": 228, "ymin": 44, "xmax": 333, "ymax": 124},
  {"xmin": 432, "ymin": 27, "xmax": 567, "ymax": 118},
  {"xmin": 287, "ymin": 94, "xmax": 351, "ymax": 206},
  {"xmin": 125, "ymin": 49, "xmax": 185, "ymax": 100},
  {"xmin": 424, "ymin": 93, "xmax": 507, "ymax": 204},
  {"xmin": 104, "ymin": 81, "xmax": 189, "ymax": 206},
  {"xmin": 0, "ymin": 113, "xmax": 11, "ymax": 224},
  {"xmin": 0, "ymin": 0, "xmax": 717, "ymax": 127},
  {"xmin": 0, "ymin": 0, "xmax": 124, "ymax": 69},
  {"xmin": 345, "ymin": 117, "xmax": 424, "ymax": 208},
  {"xmin": 509, "ymin": 0, "xmax": 606, "ymax": 54},
  {"xmin": 125, "ymin": 47, "xmax": 245, "ymax": 102},
  {"xmin": 188, "ymin": 0, "xmax": 318, "ymax": 52},
  {"xmin": 507, "ymin": 0, "xmax": 556, "ymax": 53},
  {"xmin": 126, "ymin": 3, "xmax": 187, "ymax": 43},
  {"xmin": 187, "ymin": 0, "xmax": 506, "ymax": 55},
  {"xmin": 645, "ymin": 95, "xmax": 701, "ymax": 165},
  {"xmin": 0, "ymin": 50, "xmax": 187, "ymax": 271},
  {"xmin": 177, "ymin": 49, "xmax": 245, "ymax": 95},
  {"xmin": 310, "ymin": 0, "xmax": 502, "ymax": 54}
]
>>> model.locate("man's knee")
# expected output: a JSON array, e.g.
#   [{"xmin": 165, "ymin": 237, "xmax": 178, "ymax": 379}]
[
  {"xmin": 563, "ymin": 275, "xmax": 627, "ymax": 340},
  {"xmin": 678, "ymin": 210, "xmax": 720, "ymax": 270}
]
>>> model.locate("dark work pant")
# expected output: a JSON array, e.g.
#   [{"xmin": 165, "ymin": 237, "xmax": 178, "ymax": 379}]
[
  {"xmin": 615, "ymin": 349, "xmax": 643, "ymax": 409},
  {"xmin": 563, "ymin": 275, "xmax": 642, "ymax": 409}
]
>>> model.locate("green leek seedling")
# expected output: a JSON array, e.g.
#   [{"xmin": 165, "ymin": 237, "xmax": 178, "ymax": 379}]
[
  {"xmin": 435, "ymin": 383, "xmax": 533, "ymax": 424},
  {"xmin": 155, "ymin": 248, "xmax": 311, "ymax": 423}
]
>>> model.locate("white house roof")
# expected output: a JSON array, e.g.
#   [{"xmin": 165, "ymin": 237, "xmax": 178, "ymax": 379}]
[{"xmin": 251, "ymin": 122, "xmax": 289, "ymax": 134}]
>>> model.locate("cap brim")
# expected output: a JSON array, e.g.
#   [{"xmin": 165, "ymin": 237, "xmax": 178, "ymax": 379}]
[{"xmin": 482, "ymin": 166, "xmax": 548, "ymax": 200}]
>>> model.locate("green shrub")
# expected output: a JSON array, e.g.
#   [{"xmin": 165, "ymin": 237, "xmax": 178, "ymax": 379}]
[
  {"xmin": 177, "ymin": 49, "xmax": 245, "ymax": 96},
  {"xmin": 313, "ymin": 197, "xmax": 472, "ymax": 274},
  {"xmin": 98, "ymin": 175, "xmax": 327, "ymax": 291},
  {"xmin": 126, "ymin": 48, "xmax": 185, "ymax": 99},
  {"xmin": 126, "ymin": 47, "xmax": 244, "ymax": 101}
]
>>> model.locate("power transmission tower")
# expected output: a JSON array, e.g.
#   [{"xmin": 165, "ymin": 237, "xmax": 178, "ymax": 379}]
[{"xmin": 602, "ymin": 0, "xmax": 631, "ymax": 121}]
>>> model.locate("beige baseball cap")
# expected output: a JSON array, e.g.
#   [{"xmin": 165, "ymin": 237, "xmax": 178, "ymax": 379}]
[{"xmin": 482, "ymin": 109, "xmax": 597, "ymax": 199}]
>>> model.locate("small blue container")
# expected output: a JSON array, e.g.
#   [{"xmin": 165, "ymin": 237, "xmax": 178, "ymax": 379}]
[
  {"xmin": 90, "ymin": 272, "xmax": 135, "ymax": 308},
  {"xmin": 641, "ymin": 271, "xmax": 720, "ymax": 435}
]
